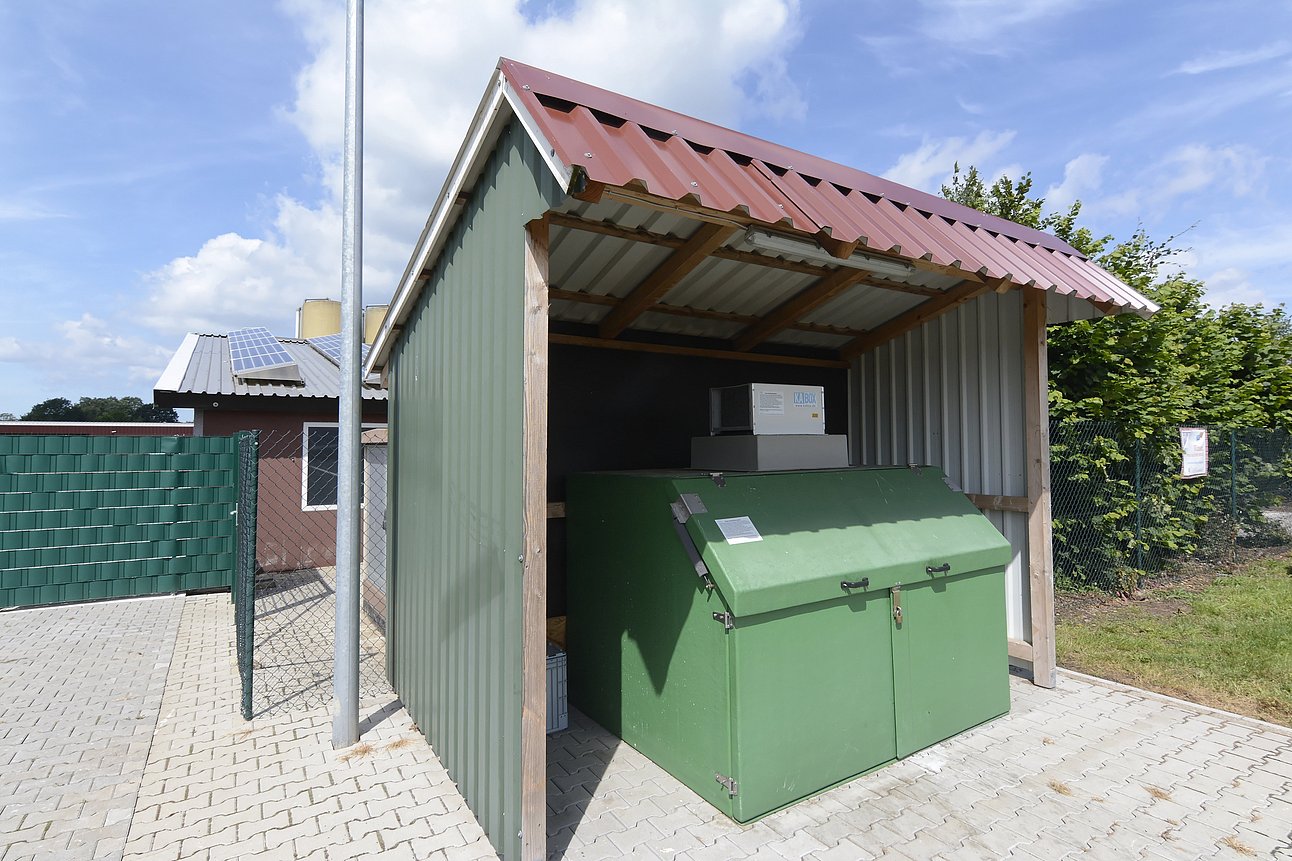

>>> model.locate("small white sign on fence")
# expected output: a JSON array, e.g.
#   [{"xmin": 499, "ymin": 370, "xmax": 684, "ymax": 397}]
[{"xmin": 1180, "ymin": 427, "xmax": 1208, "ymax": 479}]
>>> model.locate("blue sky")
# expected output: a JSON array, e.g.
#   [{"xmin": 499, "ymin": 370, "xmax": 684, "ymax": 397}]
[{"xmin": 2, "ymin": 0, "xmax": 1290, "ymax": 416}]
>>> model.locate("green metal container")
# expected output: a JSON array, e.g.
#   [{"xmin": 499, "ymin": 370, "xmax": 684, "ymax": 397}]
[{"xmin": 566, "ymin": 466, "xmax": 1012, "ymax": 823}]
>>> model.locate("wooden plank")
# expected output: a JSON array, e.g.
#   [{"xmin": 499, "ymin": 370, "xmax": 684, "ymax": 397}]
[
  {"xmin": 598, "ymin": 222, "xmax": 739, "ymax": 339},
  {"xmin": 966, "ymin": 493, "xmax": 1030, "ymax": 514},
  {"xmin": 1024, "ymin": 287, "xmax": 1057, "ymax": 689},
  {"xmin": 733, "ymin": 268, "xmax": 869, "ymax": 351},
  {"xmin": 1007, "ymin": 638, "xmax": 1034, "ymax": 662},
  {"xmin": 520, "ymin": 220, "xmax": 550, "ymax": 858},
  {"xmin": 549, "ymin": 288, "xmax": 867, "ymax": 338},
  {"xmin": 549, "ymin": 332, "xmax": 850, "ymax": 369},
  {"xmin": 547, "ymin": 502, "xmax": 566, "ymax": 519},
  {"xmin": 838, "ymin": 280, "xmax": 993, "ymax": 360}
]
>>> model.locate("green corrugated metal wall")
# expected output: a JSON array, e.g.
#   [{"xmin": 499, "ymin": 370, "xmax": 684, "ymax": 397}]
[
  {"xmin": 388, "ymin": 119, "xmax": 563, "ymax": 860},
  {"xmin": 0, "ymin": 434, "xmax": 238, "ymax": 608}
]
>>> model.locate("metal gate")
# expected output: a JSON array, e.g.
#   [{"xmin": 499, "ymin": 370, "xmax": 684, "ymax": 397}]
[
  {"xmin": 231, "ymin": 428, "xmax": 390, "ymax": 720},
  {"xmin": 234, "ymin": 431, "xmax": 259, "ymax": 721}
]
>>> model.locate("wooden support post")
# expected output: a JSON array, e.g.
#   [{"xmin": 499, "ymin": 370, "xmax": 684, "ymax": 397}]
[
  {"xmin": 520, "ymin": 220, "xmax": 549, "ymax": 858},
  {"xmin": 1023, "ymin": 288, "xmax": 1057, "ymax": 688}
]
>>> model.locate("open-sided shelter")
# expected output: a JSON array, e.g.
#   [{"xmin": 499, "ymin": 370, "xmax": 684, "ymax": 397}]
[{"xmin": 365, "ymin": 58, "xmax": 1157, "ymax": 859}]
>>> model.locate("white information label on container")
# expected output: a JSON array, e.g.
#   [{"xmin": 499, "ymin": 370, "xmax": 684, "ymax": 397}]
[
  {"xmin": 758, "ymin": 391, "xmax": 785, "ymax": 415},
  {"xmin": 1180, "ymin": 427, "xmax": 1208, "ymax": 479},
  {"xmin": 715, "ymin": 516, "xmax": 763, "ymax": 544}
]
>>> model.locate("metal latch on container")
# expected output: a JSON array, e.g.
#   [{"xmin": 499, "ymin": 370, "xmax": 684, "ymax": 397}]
[
  {"xmin": 712, "ymin": 611, "xmax": 734, "ymax": 631},
  {"xmin": 715, "ymin": 772, "xmax": 739, "ymax": 797},
  {"xmin": 891, "ymin": 585, "xmax": 903, "ymax": 625}
]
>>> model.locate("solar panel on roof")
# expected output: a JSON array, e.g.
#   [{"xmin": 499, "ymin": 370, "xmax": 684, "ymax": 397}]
[
  {"xmin": 228, "ymin": 327, "xmax": 303, "ymax": 383},
  {"xmin": 308, "ymin": 333, "xmax": 371, "ymax": 367}
]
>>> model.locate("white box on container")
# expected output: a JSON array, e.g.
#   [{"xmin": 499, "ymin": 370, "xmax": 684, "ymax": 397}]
[
  {"xmin": 547, "ymin": 643, "xmax": 568, "ymax": 733},
  {"xmin": 710, "ymin": 384, "xmax": 825, "ymax": 436}
]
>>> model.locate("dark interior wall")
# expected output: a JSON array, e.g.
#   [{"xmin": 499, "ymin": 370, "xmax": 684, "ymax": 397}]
[{"xmin": 546, "ymin": 342, "xmax": 848, "ymax": 616}]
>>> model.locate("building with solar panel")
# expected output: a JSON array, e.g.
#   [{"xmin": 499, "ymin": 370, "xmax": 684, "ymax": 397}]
[{"xmin": 153, "ymin": 304, "xmax": 388, "ymax": 578}]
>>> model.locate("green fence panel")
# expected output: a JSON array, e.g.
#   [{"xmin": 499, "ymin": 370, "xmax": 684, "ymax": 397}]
[{"xmin": 0, "ymin": 434, "xmax": 240, "ymax": 609}]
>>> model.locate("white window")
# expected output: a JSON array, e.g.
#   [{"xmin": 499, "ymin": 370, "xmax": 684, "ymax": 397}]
[{"xmin": 301, "ymin": 422, "xmax": 384, "ymax": 511}]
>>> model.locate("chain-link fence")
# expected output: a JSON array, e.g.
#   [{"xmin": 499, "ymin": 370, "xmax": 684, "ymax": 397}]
[
  {"xmin": 233, "ymin": 427, "xmax": 390, "ymax": 717},
  {"xmin": 1051, "ymin": 422, "xmax": 1292, "ymax": 592}
]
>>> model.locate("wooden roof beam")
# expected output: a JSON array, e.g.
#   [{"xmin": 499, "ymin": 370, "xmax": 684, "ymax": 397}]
[
  {"xmin": 732, "ymin": 268, "xmax": 870, "ymax": 352},
  {"xmin": 549, "ymin": 288, "xmax": 867, "ymax": 339},
  {"xmin": 598, "ymin": 222, "xmax": 739, "ymax": 339},
  {"xmin": 551, "ymin": 211, "xmax": 942, "ymax": 298},
  {"xmin": 838, "ymin": 279, "xmax": 999, "ymax": 360}
]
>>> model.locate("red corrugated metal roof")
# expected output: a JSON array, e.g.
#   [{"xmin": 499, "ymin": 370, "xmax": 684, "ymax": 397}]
[{"xmin": 501, "ymin": 58, "xmax": 1155, "ymax": 315}]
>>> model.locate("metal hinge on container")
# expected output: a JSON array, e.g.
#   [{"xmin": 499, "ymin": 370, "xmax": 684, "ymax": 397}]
[
  {"xmin": 715, "ymin": 772, "xmax": 739, "ymax": 796},
  {"xmin": 670, "ymin": 493, "xmax": 707, "ymax": 524},
  {"xmin": 712, "ymin": 611, "xmax": 734, "ymax": 631}
]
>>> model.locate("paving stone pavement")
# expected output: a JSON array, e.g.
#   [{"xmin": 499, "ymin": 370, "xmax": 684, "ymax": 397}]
[
  {"xmin": 121, "ymin": 593, "xmax": 496, "ymax": 861},
  {"xmin": 547, "ymin": 672, "xmax": 1292, "ymax": 861},
  {"xmin": 0, "ymin": 595, "xmax": 185, "ymax": 861},
  {"xmin": 6, "ymin": 592, "xmax": 1291, "ymax": 861}
]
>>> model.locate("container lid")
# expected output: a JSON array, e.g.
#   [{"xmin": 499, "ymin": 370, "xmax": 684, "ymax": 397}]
[{"xmin": 672, "ymin": 467, "xmax": 1012, "ymax": 617}]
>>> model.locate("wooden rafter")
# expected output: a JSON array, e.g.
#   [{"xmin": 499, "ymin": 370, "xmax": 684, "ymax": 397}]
[
  {"xmin": 599, "ymin": 185, "xmax": 986, "ymax": 285},
  {"xmin": 732, "ymin": 269, "xmax": 870, "ymax": 352},
  {"xmin": 550, "ymin": 332, "xmax": 849, "ymax": 369},
  {"xmin": 837, "ymin": 279, "xmax": 995, "ymax": 360},
  {"xmin": 597, "ymin": 222, "xmax": 738, "ymax": 339},
  {"xmin": 548, "ymin": 288, "xmax": 867, "ymax": 339},
  {"xmin": 550, "ymin": 211, "xmax": 942, "ymax": 298}
]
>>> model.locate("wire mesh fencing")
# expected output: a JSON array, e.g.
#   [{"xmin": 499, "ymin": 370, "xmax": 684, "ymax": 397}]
[
  {"xmin": 1050, "ymin": 422, "xmax": 1292, "ymax": 592},
  {"xmin": 233, "ymin": 427, "xmax": 390, "ymax": 718}
]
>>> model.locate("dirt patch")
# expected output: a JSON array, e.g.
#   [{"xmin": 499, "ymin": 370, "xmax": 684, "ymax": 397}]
[{"xmin": 1056, "ymin": 543, "xmax": 1291, "ymax": 626}]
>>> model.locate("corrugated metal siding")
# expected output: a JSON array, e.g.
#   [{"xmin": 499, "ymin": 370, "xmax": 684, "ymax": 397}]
[
  {"xmin": 388, "ymin": 119, "xmax": 563, "ymax": 861},
  {"xmin": 852, "ymin": 290, "xmax": 1031, "ymax": 642},
  {"xmin": 0, "ymin": 434, "xmax": 238, "ymax": 608}
]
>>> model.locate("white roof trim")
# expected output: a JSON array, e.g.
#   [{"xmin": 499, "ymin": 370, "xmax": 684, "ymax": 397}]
[
  {"xmin": 367, "ymin": 64, "xmax": 572, "ymax": 375},
  {"xmin": 154, "ymin": 332, "xmax": 200, "ymax": 393}
]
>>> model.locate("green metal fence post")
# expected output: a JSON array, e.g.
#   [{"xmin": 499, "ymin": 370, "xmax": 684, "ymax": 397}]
[
  {"xmin": 235, "ymin": 430, "xmax": 259, "ymax": 721},
  {"xmin": 1230, "ymin": 429, "xmax": 1239, "ymax": 562},
  {"xmin": 1134, "ymin": 438, "xmax": 1144, "ymax": 575}
]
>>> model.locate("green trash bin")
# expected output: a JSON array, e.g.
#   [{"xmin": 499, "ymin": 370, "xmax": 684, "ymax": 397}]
[{"xmin": 566, "ymin": 466, "xmax": 1012, "ymax": 823}]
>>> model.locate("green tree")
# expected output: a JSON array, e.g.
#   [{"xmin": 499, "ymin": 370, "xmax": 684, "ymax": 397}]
[
  {"xmin": 23, "ymin": 398, "xmax": 87, "ymax": 421},
  {"xmin": 21, "ymin": 396, "xmax": 179, "ymax": 423},
  {"xmin": 943, "ymin": 165, "xmax": 1292, "ymax": 589}
]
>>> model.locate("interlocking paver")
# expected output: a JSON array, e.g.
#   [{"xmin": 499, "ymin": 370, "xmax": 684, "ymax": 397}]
[
  {"xmin": 0, "ymin": 596, "xmax": 184, "ymax": 861},
  {"xmin": 8, "ymin": 589, "xmax": 1292, "ymax": 861},
  {"xmin": 548, "ymin": 669, "xmax": 1292, "ymax": 861}
]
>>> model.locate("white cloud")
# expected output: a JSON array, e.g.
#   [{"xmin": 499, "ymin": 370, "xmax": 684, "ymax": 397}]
[
  {"xmin": 881, "ymin": 130, "xmax": 1016, "ymax": 192},
  {"xmin": 0, "ymin": 314, "xmax": 173, "ymax": 389},
  {"xmin": 1045, "ymin": 153, "xmax": 1108, "ymax": 210},
  {"xmin": 914, "ymin": 0, "xmax": 1084, "ymax": 44},
  {"xmin": 1198, "ymin": 267, "xmax": 1271, "ymax": 309},
  {"xmin": 1088, "ymin": 143, "xmax": 1265, "ymax": 218},
  {"xmin": 1173, "ymin": 41, "xmax": 1292, "ymax": 75},
  {"xmin": 143, "ymin": 0, "xmax": 806, "ymax": 341}
]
